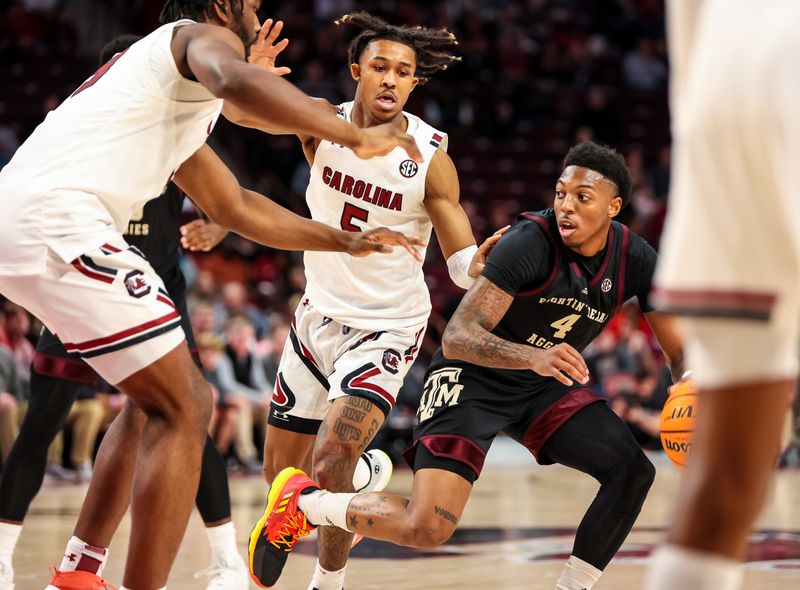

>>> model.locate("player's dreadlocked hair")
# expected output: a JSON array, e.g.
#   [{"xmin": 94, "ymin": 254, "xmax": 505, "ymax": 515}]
[
  {"xmin": 336, "ymin": 12, "xmax": 460, "ymax": 85},
  {"xmin": 563, "ymin": 142, "xmax": 632, "ymax": 205},
  {"xmin": 159, "ymin": 0, "xmax": 242, "ymax": 24}
]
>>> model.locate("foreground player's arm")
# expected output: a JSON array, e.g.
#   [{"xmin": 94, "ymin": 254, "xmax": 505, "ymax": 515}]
[
  {"xmin": 424, "ymin": 149, "xmax": 507, "ymax": 287},
  {"xmin": 626, "ymin": 236, "xmax": 686, "ymax": 381},
  {"xmin": 645, "ymin": 311, "xmax": 685, "ymax": 382},
  {"xmin": 442, "ymin": 277, "xmax": 588, "ymax": 385},
  {"xmin": 174, "ymin": 144, "xmax": 424, "ymax": 258},
  {"xmin": 177, "ymin": 24, "xmax": 422, "ymax": 161}
]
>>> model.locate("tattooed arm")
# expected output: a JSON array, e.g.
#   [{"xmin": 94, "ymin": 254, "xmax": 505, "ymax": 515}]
[{"xmin": 442, "ymin": 277, "xmax": 588, "ymax": 385}]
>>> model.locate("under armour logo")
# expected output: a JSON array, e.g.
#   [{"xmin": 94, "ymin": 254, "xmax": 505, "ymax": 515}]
[
  {"xmin": 66, "ymin": 553, "xmax": 77, "ymax": 562},
  {"xmin": 302, "ymin": 298, "xmax": 310, "ymax": 308}
]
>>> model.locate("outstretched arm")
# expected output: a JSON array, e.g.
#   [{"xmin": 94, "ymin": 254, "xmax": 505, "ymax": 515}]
[
  {"xmin": 173, "ymin": 145, "xmax": 423, "ymax": 258},
  {"xmin": 175, "ymin": 23, "xmax": 421, "ymax": 161},
  {"xmin": 442, "ymin": 277, "xmax": 589, "ymax": 385},
  {"xmin": 424, "ymin": 150, "xmax": 508, "ymax": 287}
]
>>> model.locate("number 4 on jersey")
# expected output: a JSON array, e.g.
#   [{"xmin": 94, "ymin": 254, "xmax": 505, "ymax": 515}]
[{"xmin": 551, "ymin": 314, "xmax": 581, "ymax": 339}]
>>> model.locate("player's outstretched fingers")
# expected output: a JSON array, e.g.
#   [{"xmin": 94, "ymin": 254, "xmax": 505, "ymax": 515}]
[{"xmin": 363, "ymin": 228, "xmax": 425, "ymax": 261}]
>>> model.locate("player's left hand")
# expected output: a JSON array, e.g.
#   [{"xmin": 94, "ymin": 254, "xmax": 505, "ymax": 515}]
[
  {"xmin": 249, "ymin": 19, "xmax": 292, "ymax": 76},
  {"xmin": 346, "ymin": 227, "xmax": 427, "ymax": 262},
  {"xmin": 180, "ymin": 219, "xmax": 228, "ymax": 252},
  {"xmin": 468, "ymin": 225, "xmax": 510, "ymax": 278}
]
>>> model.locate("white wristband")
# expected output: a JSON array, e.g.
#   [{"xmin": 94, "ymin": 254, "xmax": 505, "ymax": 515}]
[{"xmin": 447, "ymin": 244, "xmax": 479, "ymax": 290}]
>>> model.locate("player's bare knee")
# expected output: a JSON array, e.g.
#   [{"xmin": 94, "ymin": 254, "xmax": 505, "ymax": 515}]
[{"xmin": 404, "ymin": 512, "xmax": 456, "ymax": 548}]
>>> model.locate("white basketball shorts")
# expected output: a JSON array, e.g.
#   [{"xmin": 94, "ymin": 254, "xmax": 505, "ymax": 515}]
[
  {"xmin": 0, "ymin": 237, "xmax": 184, "ymax": 384},
  {"xmin": 655, "ymin": 0, "xmax": 800, "ymax": 387},
  {"xmin": 267, "ymin": 297, "xmax": 426, "ymax": 434}
]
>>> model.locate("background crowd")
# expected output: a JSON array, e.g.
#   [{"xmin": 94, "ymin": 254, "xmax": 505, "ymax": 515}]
[{"xmin": 0, "ymin": 0, "xmax": 689, "ymax": 477}]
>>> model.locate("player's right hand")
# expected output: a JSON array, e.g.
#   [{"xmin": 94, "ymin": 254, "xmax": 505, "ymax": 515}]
[
  {"xmin": 346, "ymin": 227, "xmax": 427, "ymax": 261},
  {"xmin": 528, "ymin": 343, "xmax": 589, "ymax": 386},
  {"xmin": 248, "ymin": 19, "xmax": 292, "ymax": 76},
  {"xmin": 353, "ymin": 123, "xmax": 424, "ymax": 163}
]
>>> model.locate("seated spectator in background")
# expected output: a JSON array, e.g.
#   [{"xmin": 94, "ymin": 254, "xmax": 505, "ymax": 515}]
[
  {"xmin": 223, "ymin": 317, "xmax": 271, "ymax": 472},
  {"xmin": 3, "ymin": 303, "xmax": 34, "ymax": 403},
  {"xmin": 0, "ymin": 345, "xmax": 19, "ymax": 463},
  {"xmin": 262, "ymin": 317, "xmax": 289, "ymax": 385},
  {"xmin": 190, "ymin": 300, "xmax": 217, "ymax": 338},
  {"xmin": 46, "ymin": 382, "xmax": 104, "ymax": 481},
  {"xmin": 197, "ymin": 332, "xmax": 241, "ymax": 462},
  {"xmin": 609, "ymin": 367, "xmax": 670, "ymax": 450},
  {"xmin": 215, "ymin": 281, "xmax": 269, "ymax": 338},
  {"xmin": 623, "ymin": 37, "xmax": 667, "ymax": 92}
]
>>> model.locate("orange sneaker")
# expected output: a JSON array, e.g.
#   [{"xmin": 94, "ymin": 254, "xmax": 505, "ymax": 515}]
[
  {"xmin": 248, "ymin": 467, "xmax": 318, "ymax": 588},
  {"xmin": 45, "ymin": 567, "xmax": 116, "ymax": 590}
]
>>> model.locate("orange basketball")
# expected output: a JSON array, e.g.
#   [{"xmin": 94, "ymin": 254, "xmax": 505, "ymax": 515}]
[{"xmin": 659, "ymin": 380, "xmax": 698, "ymax": 470}]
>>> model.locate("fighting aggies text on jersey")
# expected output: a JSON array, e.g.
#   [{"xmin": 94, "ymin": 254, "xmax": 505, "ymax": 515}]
[
  {"xmin": 0, "ymin": 19, "xmax": 222, "ymax": 275},
  {"xmin": 303, "ymin": 102, "xmax": 447, "ymax": 330}
]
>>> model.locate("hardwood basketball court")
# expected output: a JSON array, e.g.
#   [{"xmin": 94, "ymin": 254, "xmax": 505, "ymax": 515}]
[{"xmin": 14, "ymin": 440, "xmax": 800, "ymax": 588}]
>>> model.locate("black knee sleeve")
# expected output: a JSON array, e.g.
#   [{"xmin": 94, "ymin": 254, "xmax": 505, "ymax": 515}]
[{"xmin": 194, "ymin": 434, "xmax": 232, "ymax": 524}]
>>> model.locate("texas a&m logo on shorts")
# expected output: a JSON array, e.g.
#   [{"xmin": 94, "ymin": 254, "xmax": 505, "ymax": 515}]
[{"xmin": 124, "ymin": 270, "xmax": 151, "ymax": 298}]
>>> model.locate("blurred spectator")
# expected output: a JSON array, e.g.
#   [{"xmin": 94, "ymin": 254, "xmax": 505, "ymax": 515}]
[
  {"xmin": 223, "ymin": 317, "xmax": 271, "ymax": 471},
  {"xmin": 623, "ymin": 37, "xmax": 667, "ymax": 92},
  {"xmin": 46, "ymin": 383, "xmax": 104, "ymax": 481},
  {"xmin": 263, "ymin": 318, "xmax": 290, "ymax": 384},
  {"xmin": 3, "ymin": 303, "xmax": 34, "ymax": 402},
  {"xmin": 610, "ymin": 367, "xmax": 671, "ymax": 449},
  {"xmin": 214, "ymin": 281, "xmax": 269, "ymax": 339},
  {"xmin": 0, "ymin": 344, "xmax": 19, "ymax": 462},
  {"xmin": 573, "ymin": 86, "xmax": 621, "ymax": 146}
]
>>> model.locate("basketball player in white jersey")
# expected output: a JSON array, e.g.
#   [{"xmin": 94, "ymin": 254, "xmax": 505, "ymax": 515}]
[
  {"xmin": 247, "ymin": 13, "xmax": 503, "ymax": 590},
  {"xmin": 0, "ymin": 1, "xmax": 426, "ymax": 588},
  {"xmin": 645, "ymin": 1, "xmax": 800, "ymax": 589}
]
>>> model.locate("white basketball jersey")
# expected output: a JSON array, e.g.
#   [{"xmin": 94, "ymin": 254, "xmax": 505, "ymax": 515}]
[
  {"xmin": 303, "ymin": 102, "xmax": 447, "ymax": 330},
  {"xmin": 0, "ymin": 19, "xmax": 222, "ymax": 275}
]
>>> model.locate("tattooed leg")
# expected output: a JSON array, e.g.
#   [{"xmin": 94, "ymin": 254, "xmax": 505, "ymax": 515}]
[
  {"xmin": 312, "ymin": 395, "xmax": 385, "ymax": 570},
  {"xmin": 342, "ymin": 468, "xmax": 472, "ymax": 549}
]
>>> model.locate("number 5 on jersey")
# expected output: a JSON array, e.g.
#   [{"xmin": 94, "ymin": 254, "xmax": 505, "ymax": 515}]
[
  {"xmin": 551, "ymin": 314, "xmax": 581, "ymax": 339},
  {"xmin": 340, "ymin": 203, "xmax": 369, "ymax": 232}
]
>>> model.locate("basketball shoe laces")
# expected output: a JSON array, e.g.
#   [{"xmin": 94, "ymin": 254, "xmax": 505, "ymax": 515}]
[{"xmin": 266, "ymin": 509, "xmax": 311, "ymax": 551}]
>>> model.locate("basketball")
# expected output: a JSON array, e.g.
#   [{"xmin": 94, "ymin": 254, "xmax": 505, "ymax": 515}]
[{"xmin": 659, "ymin": 380, "xmax": 698, "ymax": 469}]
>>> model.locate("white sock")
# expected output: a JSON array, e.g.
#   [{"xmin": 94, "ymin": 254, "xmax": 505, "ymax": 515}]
[
  {"xmin": 205, "ymin": 521, "xmax": 239, "ymax": 562},
  {"xmin": 0, "ymin": 522, "xmax": 21, "ymax": 563},
  {"xmin": 555, "ymin": 555, "xmax": 602, "ymax": 589},
  {"xmin": 644, "ymin": 544, "xmax": 744, "ymax": 590},
  {"xmin": 307, "ymin": 561, "xmax": 346, "ymax": 590},
  {"xmin": 297, "ymin": 490, "xmax": 356, "ymax": 532},
  {"xmin": 59, "ymin": 535, "xmax": 108, "ymax": 575}
]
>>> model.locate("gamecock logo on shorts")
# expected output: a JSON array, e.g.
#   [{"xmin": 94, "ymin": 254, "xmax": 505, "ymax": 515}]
[
  {"xmin": 382, "ymin": 349, "xmax": 401, "ymax": 374},
  {"xmin": 124, "ymin": 270, "xmax": 151, "ymax": 298},
  {"xmin": 399, "ymin": 160, "xmax": 418, "ymax": 178}
]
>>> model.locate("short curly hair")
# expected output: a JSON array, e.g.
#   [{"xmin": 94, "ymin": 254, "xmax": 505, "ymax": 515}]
[
  {"xmin": 336, "ymin": 12, "xmax": 460, "ymax": 85},
  {"xmin": 562, "ymin": 142, "xmax": 632, "ymax": 205}
]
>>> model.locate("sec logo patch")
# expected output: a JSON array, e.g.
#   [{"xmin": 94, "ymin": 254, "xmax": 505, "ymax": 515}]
[{"xmin": 399, "ymin": 160, "xmax": 418, "ymax": 178}]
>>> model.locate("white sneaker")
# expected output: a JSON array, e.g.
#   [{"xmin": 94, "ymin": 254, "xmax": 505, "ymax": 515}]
[
  {"xmin": 355, "ymin": 449, "xmax": 393, "ymax": 493},
  {"xmin": 351, "ymin": 449, "xmax": 393, "ymax": 548},
  {"xmin": 0, "ymin": 559, "xmax": 14, "ymax": 590},
  {"xmin": 194, "ymin": 553, "xmax": 249, "ymax": 590}
]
